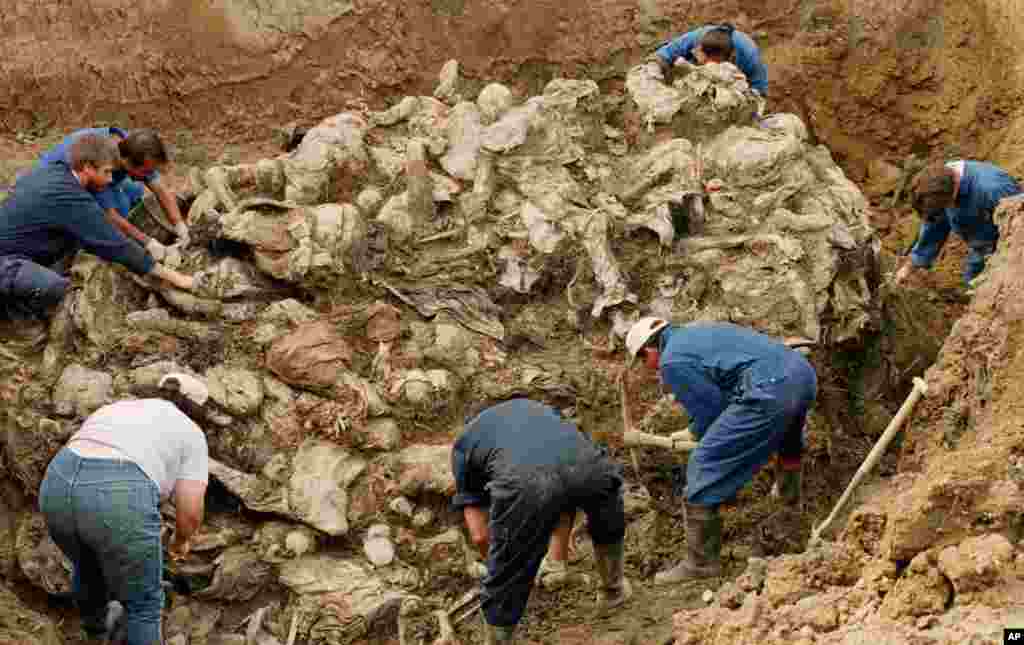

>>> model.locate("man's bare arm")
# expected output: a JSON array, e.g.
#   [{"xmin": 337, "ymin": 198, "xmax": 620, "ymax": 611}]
[
  {"xmin": 149, "ymin": 178, "xmax": 184, "ymax": 227},
  {"xmin": 104, "ymin": 207, "xmax": 149, "ymax": 244},
  {"xmin": 170, "ymin": 479, "xmax": 207, "ymax": 558},
  {"xmin": 463, "ymin": 506, "xmax": 490, "ymax": 558}
]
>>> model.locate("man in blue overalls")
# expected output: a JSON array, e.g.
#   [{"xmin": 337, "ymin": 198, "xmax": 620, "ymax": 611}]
[
  {"xmin": 625, "ymin": 318, "xmax": 817, "ymax": 584},
  {"xmin": 896, "ymin": 160, "xmax": 1021, "ymax": 287},
  {"xmin": 451, "ymin": 399, "xmax": 631, "ymax": 644}
]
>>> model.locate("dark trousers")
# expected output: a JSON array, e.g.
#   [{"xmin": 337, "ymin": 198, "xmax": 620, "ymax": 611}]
[
  {"xmin": 482, "ymin": 459, "xmax": 625, "ymax": 627},
  {"xmin": 39, "ymin": 448, "xmax": 163, "ymax": 645},
  {"xmin": 0, "ymin": 255, "xmax": 69, "ymax": 320}
]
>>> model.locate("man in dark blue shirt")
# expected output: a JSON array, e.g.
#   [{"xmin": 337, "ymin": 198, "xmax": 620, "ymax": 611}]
[
  {"xmin": 0, "ymin": 133, "xmax": 196, "ymax": 323},
  {"xmin": 896, "ymin": 160, "xmax": 1021, "ymax": 286},
  {"xmin": 451, "ymin": 399, "xmax": 630, "ymax": 644},
  {"xmin": 39, "ymin": 127, "xmax": 190, "ymax": 261},
  {"xmin": 625, "ymin": 318, "xmax": 816, "ymax": 585},
  {"xmin": 655, "ymin": 24, "xmax": 768, "ymax": 96}
]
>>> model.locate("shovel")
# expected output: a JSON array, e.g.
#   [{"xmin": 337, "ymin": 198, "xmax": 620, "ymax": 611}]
[{"xmin": 810, "ymin": 376, "xmax": 929, "ymax": 544}]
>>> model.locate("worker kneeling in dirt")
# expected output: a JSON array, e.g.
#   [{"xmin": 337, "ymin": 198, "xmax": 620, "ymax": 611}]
[
  {"xmin": 0, "ymin": 133, "xmax": 196, "ymax": 330},
  {"xmin": 451, "ymin": 399, "xmax": 631, "ymax": 644},
  {"xmin": 896, "ymin": 160, "xmax": 1021, "ymax": 287},
  {"xmin": 654, "ymin": 23, "xmax": 768, "ymax": 97},
  {"xmin": 39, "ymin": 374, "xmax": 209, "ymax": 644},
  {"xmin": 38, "ymin": 126, "xmax": 190, "ymax": 261},
  {"xmin": 625, "ymin": 318, "xmax": 817, "ymax": 585}
]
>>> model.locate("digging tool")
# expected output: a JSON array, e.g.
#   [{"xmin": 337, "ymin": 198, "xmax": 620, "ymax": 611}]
[
  {"xmin": 619, "ymin": 372, "xmax": 642, "ymax": 477},
  {"xmin": 810, "ymin": 376, "xmax": 929, "ymax": 544},
  {"xmin": 624, "ymin": 429, "xmax": 698, "ymax": 453}
]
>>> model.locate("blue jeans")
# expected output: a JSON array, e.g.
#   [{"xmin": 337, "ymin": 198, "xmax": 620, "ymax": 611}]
[
  {"xmin": 0, "ymin": 255, "xmax": 69, "ymax": 320},
  {"xmin": 39, "ymin": 448, "xmax": 163, "ymax": 645}
]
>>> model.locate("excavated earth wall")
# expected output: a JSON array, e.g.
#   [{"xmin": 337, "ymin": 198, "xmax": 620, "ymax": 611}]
[{"xmin": 5, "ymin": 1, "xmax": 1024, "ymax": 181}]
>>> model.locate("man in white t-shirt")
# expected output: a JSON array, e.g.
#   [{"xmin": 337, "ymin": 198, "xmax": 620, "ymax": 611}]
[{"xmin": 39, "ymin": 373, "xmax": 209, "ymax": 645}]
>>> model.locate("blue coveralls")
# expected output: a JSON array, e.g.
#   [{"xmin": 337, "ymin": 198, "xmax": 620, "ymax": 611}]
[
  {"xmin": 38, "ymin": 127, "xmax": 159, "ymax": 217},
  {"xmin": 655, "ymin": 26, "xmax": 768, "ymax": 96},
  {"xmin": 910, "ymin": 161, "xmax": 1021, "ymax": 285},
  {"xmin": 658, "ymin": 323, "xmax": 817, "ymax": 507},
  {"xmin": 451, "ymin": 399, "xmax": 625, "ymax": 628}
]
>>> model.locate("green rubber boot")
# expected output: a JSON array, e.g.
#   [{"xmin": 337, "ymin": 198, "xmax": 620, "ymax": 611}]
[
  {"xmin": 593, "ymin": 541, "xmax": 633, "ymax": 611},
  {"xmin": 654, "ymin": 503, "xmax": 722, "ymax": 585}
]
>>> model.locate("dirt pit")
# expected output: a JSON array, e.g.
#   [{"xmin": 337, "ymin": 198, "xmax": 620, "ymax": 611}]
[{"xmin": 3, "ymin": 0, "xmax": 1019, "ymax": 643}]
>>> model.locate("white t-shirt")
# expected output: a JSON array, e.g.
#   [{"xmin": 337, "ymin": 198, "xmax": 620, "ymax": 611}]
[{"xmin": 71, "ymin": 399, "xmax": 209, "ymax": 500}]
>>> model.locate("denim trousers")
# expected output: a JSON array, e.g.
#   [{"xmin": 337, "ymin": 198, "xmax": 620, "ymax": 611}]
[
  {"xmin": 0, "ymin": 255, "xmax": 69, "ymax": 320},
  {"xmin": 39, "ymin": 448, "xmax": 163, "ymax": 645}
]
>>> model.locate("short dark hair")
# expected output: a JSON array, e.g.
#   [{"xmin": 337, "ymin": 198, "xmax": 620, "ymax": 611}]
[
  {"xmin": 911, "ymin": 163, "xmax": 956, "ymax": 214},
  {"xmin": 700, "ymin": 26, "xmax": 735, "ymax": 61},
  {"xmin": 68, "ymin": 133, "xmax": 119, "ymax": 171},
  {"xmin": 119, "ymin": 129, "xmax": 169, "ymax": 167}
]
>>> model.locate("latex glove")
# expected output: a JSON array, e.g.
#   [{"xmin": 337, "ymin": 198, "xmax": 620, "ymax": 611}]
[
  {"xmin": 145, "ymin": 238, "xmax": 168, "ymax": 261},
  {"xmin": 174, "ymin": 221, "xmax": 190, "ymax": 248}
]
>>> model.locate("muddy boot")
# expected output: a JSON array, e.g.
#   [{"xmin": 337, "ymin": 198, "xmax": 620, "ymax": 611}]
[
  {"xmin": 593, "ymin": 541, "xmax": 632, "ymax": 611},
  {"xmin": 654, "ymin": 503, "xmax": 722, "ymax": 585}
]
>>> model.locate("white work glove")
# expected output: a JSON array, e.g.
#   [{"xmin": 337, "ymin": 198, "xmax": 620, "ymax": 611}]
[
  {"xmin": 145, "ymin": 238, "xmax": 168, "ymax": 261},
  {"xmin": 174, "ymin": 221, "xmax": 190, "ymax": 248}
]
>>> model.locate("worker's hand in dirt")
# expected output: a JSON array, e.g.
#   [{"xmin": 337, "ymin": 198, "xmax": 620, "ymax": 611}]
[
  {"xmin": 174, "ymin": 221, "xmax": 190, "ymax": 249},
  {"xmin": 145, "ymin": 238, "xmax": 168, "ymax": 262},
  {"xmin": 168, "ymin": 536, "xmax": 190, "ymax": 562}
]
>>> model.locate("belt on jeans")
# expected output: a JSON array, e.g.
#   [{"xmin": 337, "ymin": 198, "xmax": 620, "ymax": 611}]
[{"xmin": 66, "ymin": 440, "xmax": 129, "ymax": 460}]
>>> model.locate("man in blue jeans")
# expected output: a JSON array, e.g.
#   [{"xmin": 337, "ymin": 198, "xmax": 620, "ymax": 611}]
[
  {"xmin": 654, "ymin": 24, "xmax": 768, "ymax": 96},
  {"xmin": 0, "ymin": 133, "xmax": 196, "ymax": 329},
  {"xmin": 895, "ymin": 160, "xmax": 1021, "ymax": 287},
  {"xmin": 625, "ymin": 318, "xmax": 817, "ymax": 584},
  {"xmin": 39, "ymin": 373, "xmax": 209, "ymax": 644},
  {"xmin": 451, "ymin": 399, "xmax": 631, "ymax": 644},
  {"xmin": 39, "ymin": 127, "xmax": 190, "ymax": 261}
]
